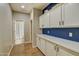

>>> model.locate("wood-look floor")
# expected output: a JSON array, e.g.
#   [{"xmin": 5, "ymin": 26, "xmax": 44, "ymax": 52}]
[{"xmin": 10, "ymin": 43, "xmax": 44, "ymax": 56}]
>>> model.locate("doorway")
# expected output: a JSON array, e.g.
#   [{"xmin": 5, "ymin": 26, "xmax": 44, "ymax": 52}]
[{"xmin": 14, "ymin": 20, "xmax": 24, "ymax": 44}]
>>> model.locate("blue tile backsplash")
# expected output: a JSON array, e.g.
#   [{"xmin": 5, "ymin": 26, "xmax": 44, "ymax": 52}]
[{"xmin": 42, "ymin": 28, "xmax": 79, "ymax": 42}]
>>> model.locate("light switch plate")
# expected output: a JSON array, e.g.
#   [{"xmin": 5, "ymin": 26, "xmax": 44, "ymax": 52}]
[{"xmin": 69, "ymin": 32, "xmax": 73, "ymax": 37}]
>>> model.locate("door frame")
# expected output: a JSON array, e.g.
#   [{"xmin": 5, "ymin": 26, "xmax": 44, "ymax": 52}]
[{"xmin": 14, "ymin": 20, "xmax": 25, "ymax": 45}]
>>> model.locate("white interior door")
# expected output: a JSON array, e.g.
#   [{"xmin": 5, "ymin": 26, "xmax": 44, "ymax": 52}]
[{"xmin": 15, "ymin": 20, "xmax": 24, "ymax": 44}]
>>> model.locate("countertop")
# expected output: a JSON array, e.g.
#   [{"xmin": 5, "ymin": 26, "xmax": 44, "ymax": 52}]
[{"xmin": 37, "ymin": 34, "xmax": 79, "ymax": 53}]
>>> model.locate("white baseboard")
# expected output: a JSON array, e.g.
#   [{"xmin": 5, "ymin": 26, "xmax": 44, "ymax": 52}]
[{"xmin": 8, "ymin": 45, "xmax": 14, "ymax": 56}]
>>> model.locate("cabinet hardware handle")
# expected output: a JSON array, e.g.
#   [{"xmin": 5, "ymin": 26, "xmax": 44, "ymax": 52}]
[
  {"xmin": 56, "ymin": 46, "xmax": 59, "ymax": 52},
  {"xmin": 54, "ymin": 45, "xmax": 57, "ymax": 50},
  {"xmin": 59, "ymin": 21, "xmax": 61, "ymax": 25},
  {"xmin": 62, "ymin": 21, "xmax": 64, "ymax": 25}
]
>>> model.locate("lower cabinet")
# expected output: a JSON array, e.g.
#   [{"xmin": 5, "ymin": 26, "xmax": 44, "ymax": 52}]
[
  {"xmin": 57, "ymin": 46, "xmax": 74, "ymax": 56},
  {"xmin": 37, "ymin": 37, "xmax": 79, "ymax": 56},
  {"xmin": 37, "ymin": 37, "xmax": 41, "ymax": 49},
  {"xmin": 45, "ymin": 41, "xmax": 56, "ymax": 56},
  {"xmin": 37, "ymin": 37, "xmax": 57, "ymax": 56},
  {"xmin": 40, "ymin": 38, "xmax": 46, "ymax": 54}
]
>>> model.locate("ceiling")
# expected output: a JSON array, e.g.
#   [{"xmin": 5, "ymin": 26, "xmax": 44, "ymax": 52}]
[{"xmin": 10, "ymin": 3, "xmax": 48, "ymax": 14}]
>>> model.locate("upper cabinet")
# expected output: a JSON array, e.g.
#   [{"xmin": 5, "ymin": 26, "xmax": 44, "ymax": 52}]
[
  {"xmin": 39, "ymin": 12, "xmax": 50, "ymax": 28},
  {"xmin": 62, "ymin": 4, "xmax": 79, "ymax": 27},
  {"xmin": 50, "ymin": 5, "xmax": 62, "ymax": 28},
  {"xmin": 39, "ymin": 3, "xmax": 79, "ymax": 28},
  {"xmin": 39, "ymin": 4, "xmax": 62, "ymax": 28}
]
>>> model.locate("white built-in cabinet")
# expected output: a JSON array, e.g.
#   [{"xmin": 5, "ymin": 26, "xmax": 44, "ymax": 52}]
[
  {"xmin": 37, "ymin": 37, "xmax": 46, "ymax": 54},
  {"xmin": 57, "ymin": 46, "xmax": 74, "ymax": 56},
  {"xmin": 50, "ymin": 5, "xmax": 62, "ymax": 27},
  {"xmin": 37, "ymin": 37, "xmax": 41, "ymax": 49},
  {"xmin": 45, "ymin": 41, "xmax": 56, "ymax": 56},
  {"xmin": 37, "ymin": 37, "xmax": 57, "ymax": 56},
  {"xmin": 39, "ymin": 3, "xmax": 79, "ymax": 28},
  {"xmin": 40, "ymin": 38, "xmax": 46, "ymax": 54},
  {"xmin": 39, "ymin": 12, "xmax": 49, "ymax": 28},
  {"xmin": 62, "ymin": 4, "xmax": 79, "ymax": 27},
  {"xmin": 36, "ymin": 37, "xmax": 78, "ymax": 56}
]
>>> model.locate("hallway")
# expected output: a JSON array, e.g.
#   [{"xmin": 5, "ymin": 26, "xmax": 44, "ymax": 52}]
[
  {"xmin": 10, "ymin": 43, "xmax": 44, "ymax": 56},
  {"xmin": 0, "ymin": 3, "xmax": 79, "ymax": 56}
]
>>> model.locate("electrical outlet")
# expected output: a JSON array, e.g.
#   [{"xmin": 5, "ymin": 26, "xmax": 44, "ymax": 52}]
[
  {"xmin": 47, "ymin": 31, "xmax": 50, "ymax": 34},
  {"xmin": 69, "ymin": 32, "xmax": 73, "ymax": 37}
]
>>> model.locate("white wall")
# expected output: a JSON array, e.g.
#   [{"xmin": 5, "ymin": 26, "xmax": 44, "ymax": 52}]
[
  {"xmin": 31, "ymin": 8, "xmax": 42, "ymax": 47},
  {"xmin": 13, "ymin": 12, "xmax": 31, "ymax": 44},
  {"xmin": 0, "ymin": 3, "xmax": 13, "ymax": 55}
]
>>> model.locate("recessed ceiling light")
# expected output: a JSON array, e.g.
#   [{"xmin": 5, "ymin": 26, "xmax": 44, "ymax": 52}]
[{"xmin": 21, "ymin": 5, "xmax": 25, "ymax": 8}]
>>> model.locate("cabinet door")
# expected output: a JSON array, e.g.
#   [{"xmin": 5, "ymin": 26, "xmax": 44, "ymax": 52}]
[
  {"xmin": 40, "ymin": 38, "xmax": 46, "ymax": 54},
  {"xmin": 46, "ymin": 41, "xmax": 56, "ymax": 56},
  {"xmin": 62, "ymin": 4, "xmax": 79, "ymax": 27},
  {"xmin": 37, "ymin": 37, "xmax": 41, "ymax": 49},
  {"xmin": 50, "ymin": 6, "xmax": 62, "ymax": 27},
  {"xmin": 39, "ymin": 12, "xmax": 49, "ymax": 28},
  {"xmin": 39, "ymin": 15, "xmax": 44, "ymax": 28},
  {"xmin": 57, "ymin": 46, "xmax": 74, "ymax": 56}
]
